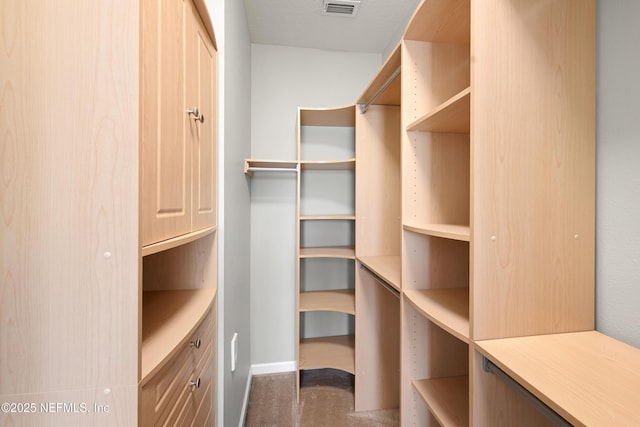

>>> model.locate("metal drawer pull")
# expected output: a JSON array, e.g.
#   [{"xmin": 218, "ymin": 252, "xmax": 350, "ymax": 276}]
[
  {"xmin": 186, "ymin": 107, "xmax": 204, "ymax": 123},
  {"xmin": 190, "ymin": 378, "xmax": 201, "ymax": 389},
  {"xmin": 190, "ymin": 338, "xmax": 201, "ymax": 349}
]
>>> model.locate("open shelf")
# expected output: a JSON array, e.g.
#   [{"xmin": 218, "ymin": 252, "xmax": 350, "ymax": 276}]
[
  {"xmin": 300, "ymin": 214, "xmax": 355, "ymax": 221},
  {"xmin": 299, "ymin": 335, "xmax": 355, "ymax": 374},
  {"xmin": 403, "ymin": 223, "xmax": 470, "ymax": 242},
  {"xmin": 413, "ymin": 376, "xmax": 469, "ymax": 427},
  {"xmin": 299, "ymin": 246, "xmax": 355, "ymax": 259},
  {"xmin": 357, "ymin": 43, "xmax": 401, "ymax": 109},
  {"xmin": 243, "ymin": 158, "xmax": 299, "ymax": 175},
  {"xmin": 404, "ymin": 0, "xmax": 470, "ymax": 44},
  {"xmin": 407, "ymin": 87, "xmax": 470, "ymax": 133},
  {"xmin": 141, "ymin": 226, "xmax": 216, "ymax": 257},
  {"xmin": 300, "ymin": 289, "xmax": 355, "ymax": 315},
  {"xmin": 300, "ymin": 159, "xmax": 356, "ymax": 170},
  {"xmin": 357, "ymin": 255, "xmax": 401, "ymax": 292},
  {"xmin": 404, "ymin": 288, "xmax": 469, "ymax": 343},
  {"xmin": 299, "ymin": 105, "xmax": 355, "ymax": 127},
  {"xmin": 140, "ymin": 288, "xmax": 217, "ymax": 384}
]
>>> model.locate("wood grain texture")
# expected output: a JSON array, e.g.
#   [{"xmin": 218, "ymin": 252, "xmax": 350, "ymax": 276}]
[
  {"xmin": 355, "ymin": 267, "xmax": 400, "ymax": 411},
  {"xmin": 188, "ymin": 0, "xmax": 218, "ymax": 232},
  {"xmin": 0, "ymin": 2, "xmax": 138, "ymax": 425},
  {"xmin": 476, "ymin": 332, "xmax": 640, "ymax": 427},
  {"xmin": 403, "ymin": 0, "xmax": 470, "ymax": 43},
  {"xmin": 413, "ymin": 376, "xmax": 469, "ymax": 427},
  {"xmin": 404, "ymin": 288, "xmax": 469, "ymax": 343},
  {"xmin": 471, "ymin": 0, "xmax": 596, "ymax": 340},
  {"xmin": 140, "ymin": 0, "xmax": 192, "ymax": 246},
  {"xmin": 299, "ymin": 290, "xmax": 355, "ymax": 315},
  {"xmin": 355, "ymin": 105, "xmax": 401, "ymax": 259},
  {"xmin": 299, "ymin": 105, "xmax": 356, "ymax": 128},
  {"xmin": 357, "ymin": 44, "xmax": 402, "ymax": 107},
  {"xmin": 357, "ymin": 256, "xmax": 401, "ymax": 291},
  {"xmin": 299, "ymin": 335, "xmax": 355, "ymax": 374}
]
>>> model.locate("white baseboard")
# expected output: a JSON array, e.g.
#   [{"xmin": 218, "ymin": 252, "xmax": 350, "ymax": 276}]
[
  {"xmin": 251, "ymin": 361, "xmax": 296, "ymax": 376},
  {"xmin": 238, "ymin": 361, "xmax": 296, "ymax": 427}
]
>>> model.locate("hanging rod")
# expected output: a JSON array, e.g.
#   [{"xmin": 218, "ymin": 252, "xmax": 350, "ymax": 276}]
[
  {"xmin": 358, "ymin": 263, "xmax": 400, "ymax": 299},
  {"xmin": 358, "ymin": 66, "xmax": 401, "ymax": 114},
  {"xmin": 482, "ymin": 357, "xmax": 572, "ymax": 427}
]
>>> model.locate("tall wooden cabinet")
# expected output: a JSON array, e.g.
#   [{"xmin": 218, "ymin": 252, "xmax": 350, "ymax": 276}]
[
  {"xmin": 0, "ymin": 0, "xmax": 218, "ymax": 425},
  {"xmin": 141, "ymin": 0, "xmax": 217, "ymax": 247}
]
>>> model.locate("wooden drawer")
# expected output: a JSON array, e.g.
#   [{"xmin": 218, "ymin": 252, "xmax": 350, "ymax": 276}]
[{"xmin": 141, "ymin": 307, "xmax": 215, "ymax": 426}]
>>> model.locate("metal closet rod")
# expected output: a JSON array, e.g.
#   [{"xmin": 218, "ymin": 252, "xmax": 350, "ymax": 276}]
[
  {"xmin": 482, "ymin": 357, "xmax": 572, "ymax": 427},
  {"xmin": 358, "ymin": 66, "xmax": 401, "ymax": 114},
  {"xmin": 358, "ymin": 263, "xmax": 400, "ymax": 299}
]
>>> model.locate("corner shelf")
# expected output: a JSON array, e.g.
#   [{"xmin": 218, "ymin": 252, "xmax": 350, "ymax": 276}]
[
  {"xmin": 299, "ymin": 335, "xmax": 355, "ymax": 374},
  {"xmin": 300, "ymin": 214, "xmax": 356, "ymax": 221},
  {"xmin": 403, "ymin": 288, "xmax": 469, "ymax": 343},
  {"xmin": 412, "ymin": 376, "xmax": 469, "ymax": 427},
  {"xmin": 300, "ymin": 289, "xmax": 355, "ymax": 315},
  {"xmin": 299, "ymin": 246, "xmax": 355, "ymax": 259},
  {"xmin": 300, "ymin": 159, "xmax": 356, "ymax": 170},
  {"xmin": 406, "ymin": 87, "xmax": 470, "ymax": 133},
  {"xmin": 140, "ymin": 288, "xmax": 217, "ymax": 384}
]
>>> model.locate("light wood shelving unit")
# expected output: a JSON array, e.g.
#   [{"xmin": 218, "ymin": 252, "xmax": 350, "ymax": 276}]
[
  {"xmin": 398, "ymin": 0, "xmax": 595, "ymax": 425},
  {"xmin": 354, "ymin": 43, "xmax": 403, "ymax": 412},
  {"xmin": 295, "ymin": 105, "xmax": 357, "ymax": 401}
]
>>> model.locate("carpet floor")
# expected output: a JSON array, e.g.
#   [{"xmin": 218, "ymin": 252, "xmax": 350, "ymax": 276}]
[{"xmin": 244, "ymin": 369, "xmax": 399, "ymax": 427}]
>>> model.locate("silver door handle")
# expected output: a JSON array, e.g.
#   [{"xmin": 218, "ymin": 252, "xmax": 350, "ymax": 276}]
[{"xmin": 187, "ymin": 107, "xmax": 204, "ymax": 123}]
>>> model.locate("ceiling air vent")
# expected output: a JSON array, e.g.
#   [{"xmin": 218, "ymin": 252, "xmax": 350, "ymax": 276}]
[{"xmin": 322, "ymin": 0, "xmax": 361, "ymax": 17}]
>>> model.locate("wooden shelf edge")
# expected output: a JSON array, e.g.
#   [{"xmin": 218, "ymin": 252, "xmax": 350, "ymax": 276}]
[
  {"xmin": 403, "ymin": 223, "xmax": 470, "ymax": 242},
  {"xmin": 244, "ymin": 158, "xmax": 299, "ymax": 175},
  {"xmin": 299, "ymin": 335, "xmax": 355, "ymax": 375},
  {"xmin": 404, "ymin": 288, "xmax": 470, "ymax": 343},
  {"xmin": 407, "ymin": 87, "xmax": 470, "ymax": 133},
  {"xmin": 300, "ymin": 214, "xmax": 356, "ymax": 221},
  {"xmin": 300, "ymin": 289, "xmax": 355, "ymax": 315},
  {"xmin": 300, "ymin": 246, "xmax": 356, "ymax": 259},
  {"xmin": 357, "ymin": 255, "xmax": 401, "ymax": 291},
  {"xmin": 300, "ymin": 158, "xmax": 356, "ymax": 170},
  {"xmin": 141, "ymin": 226, "xmax": 217, "ymax": 257},
  {"xmin": 412, "ymin": 376, "xmax": 469, "ymax": 427},
  {"xmin": 140, "ymin": 288, "xmax": 217, "ymax": 385}
]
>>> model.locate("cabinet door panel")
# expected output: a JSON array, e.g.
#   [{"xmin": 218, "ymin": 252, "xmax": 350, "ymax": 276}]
[
  {"xmin": 187, "ymin": 4, "xmax": 217, "ymax": 231},
  {"xmin": 141, "ymin": 0, "xmax": 191, "ymax": 246}
]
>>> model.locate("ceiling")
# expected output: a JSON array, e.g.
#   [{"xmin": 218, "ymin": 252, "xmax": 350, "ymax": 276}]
[{"xmin": 243, "ymin": 0, "xmax": 420, "ymax": 54}]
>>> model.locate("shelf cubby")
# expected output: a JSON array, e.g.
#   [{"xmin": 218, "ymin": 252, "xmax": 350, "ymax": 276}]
[
  {"xmin": 404, "ymin": 288, "xmax": 469, "ymax": 343},
  {"xmin": 412, "ymin": 376, "xmax": 469, "ymax": 427},
  {"xmin": 300, "ymin": 289, "xmax": 355, "ymax": 315},
  {"xmin": 299, "ymin": 335, "xmax": 355, "ymax": 374},
  {"xmin": 140, "ymin": 288, "xmax": 217, "ymax": 384}
]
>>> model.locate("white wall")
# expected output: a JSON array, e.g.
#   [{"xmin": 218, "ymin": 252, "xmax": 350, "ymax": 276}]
[
  {"xmin": 596, "ymin": 0, "xmax": 640, "ymax": 348},
  {"xmin": 205, "ymin": 0, "xmax": 253, "ymax": 425},
  {"xmin": 250, "ymin": 44, "xmax": 381, "ymax": 366}
]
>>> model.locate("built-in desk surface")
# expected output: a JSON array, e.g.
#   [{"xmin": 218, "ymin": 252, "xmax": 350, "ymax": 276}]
[{"xmin": 476, "ymin": 331, "xmax": 640, "ymax": 427}]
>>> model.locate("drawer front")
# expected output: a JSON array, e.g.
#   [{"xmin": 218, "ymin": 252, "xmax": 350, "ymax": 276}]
[{"xmin": 141, "ymin": 307, "xmax": 215, "ymax": 426}]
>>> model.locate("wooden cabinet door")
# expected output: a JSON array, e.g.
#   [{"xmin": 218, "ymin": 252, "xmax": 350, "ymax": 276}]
[
  {"xmin": 141, "ymin": 0, "xmax": 192, "ymax": 246},
  {"xmin": 186, "ymin": 3, "xmax": 217, "ymax": 232}
]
